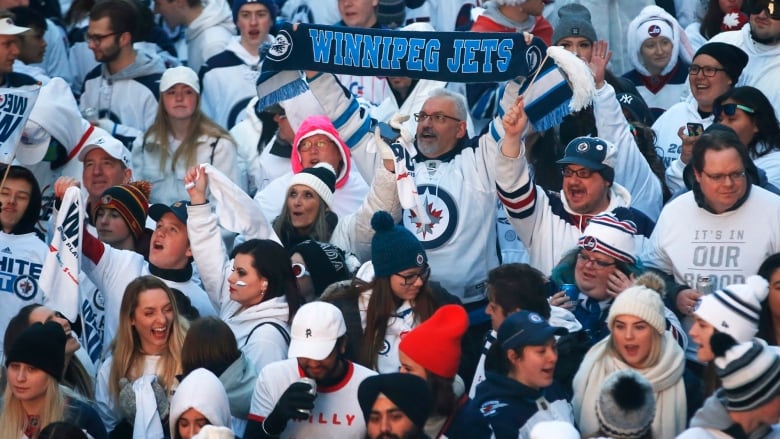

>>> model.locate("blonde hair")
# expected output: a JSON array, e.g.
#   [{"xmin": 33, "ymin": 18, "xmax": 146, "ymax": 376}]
[
  {"xmin": 109, "ymin": 276, "xmax": 188, "ymax": 403},
  {"xmin": 0, "ymin": 374, "xmax": 66, "ymax": 438},
  {"xmin": 141, "ymin": 90, "xmax": 233, "ymax": 174}
]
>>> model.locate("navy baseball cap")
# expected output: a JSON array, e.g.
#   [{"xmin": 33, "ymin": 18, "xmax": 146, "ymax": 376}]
[
  {"xmin": 497, "ymin": 310, "xmax": 568, "ymax": 351},
  {"xmin": 149, "ymin": 200, "xmax": 190, "ymax": 224},
  {"xmin": 556, "ymin": 136, "xmax": 618, "ymax": 172}
]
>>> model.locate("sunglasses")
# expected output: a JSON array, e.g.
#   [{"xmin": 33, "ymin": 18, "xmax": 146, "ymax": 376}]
[
  {"xmin": 747, "ymin": 0, "xmax": 780, "ymax": 19},
  {"xmin": 292, "ymin": 263, "xmax": 310, "ymax": 278},
  {"xmin": 714, "ymin": 103, "xmax": 755, "ymax": 118}
]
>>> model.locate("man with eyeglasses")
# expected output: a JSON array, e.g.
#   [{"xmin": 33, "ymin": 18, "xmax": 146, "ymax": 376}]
[
  {"xmin": 710, "ymin": 0, "xmax": 780, "ymax": 117},
  {"xmin": 651, "ymin": 41, "xmax": 748, "ymax": 193},
  {"xmin": 642, "ymin": 126, "xmax": 780, "ymax": 365},
  {"xmin": 305, "ymin": 70, "xmax": 526, "ymax": 307},
  {"xmin": 497, "ymin": 121, "xmax": 655, "ymax": 276},
  {"xmin": 79, "ymin": 0, "xmax": 166, "ymax": 147},
  {"xmin": 253, "ymin": 114, "xmax": 369, "ymax": 222}
]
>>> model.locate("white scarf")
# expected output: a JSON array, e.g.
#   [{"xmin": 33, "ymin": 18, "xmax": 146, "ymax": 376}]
[{"xmin": 572, "ymin": 331, "xmax": 687, "ymax": 439}]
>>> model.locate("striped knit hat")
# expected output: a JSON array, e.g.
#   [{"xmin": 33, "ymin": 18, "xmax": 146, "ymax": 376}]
[
  {"xmin": 95, "ymin": 181, "xmax": 151, "ymax": 238},
  {"xmin": 712, "ymin": 333, "xmax": 780, "ymax": 412},
  {"xmin": 694, "ymin": 275, "xmax": 769, "ymax": 342},
  {"xmin": 578, "ymin": 213, "xmax": 638, "ymax": 264}
]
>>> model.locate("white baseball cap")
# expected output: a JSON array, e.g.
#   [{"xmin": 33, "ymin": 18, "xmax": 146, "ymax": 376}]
[
  {"xmin": 159, "ymin": 66, "xmax": 200, "ymax": 94},
  {"xmin": 77, "ymin": 133, "xmax": 131, "ymax": 168},
  {"xmin": 0, "ymin": 17, "xmax": 29, "ymax": 35},
  {"xmin": 17, "ymin": 120, "xmax": 52, "ymax": 165},
  {"xmin": 288, "ymin": 302, "xmax": 346, "ymax": 361}
]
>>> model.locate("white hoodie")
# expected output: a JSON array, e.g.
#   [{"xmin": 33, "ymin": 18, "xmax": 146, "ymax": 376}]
[
  {"xmin": 170, "ymin": 368, "xmax": 232, "ymax": 438},
  {"xmin": 185, "ymin": 0, "xmax": 236, "ymax": 72}
]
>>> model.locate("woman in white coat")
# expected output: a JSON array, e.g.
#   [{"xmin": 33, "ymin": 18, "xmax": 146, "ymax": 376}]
[{"xmin": 132, "ymin": 66, "xmax": 240, "ymax": 204}]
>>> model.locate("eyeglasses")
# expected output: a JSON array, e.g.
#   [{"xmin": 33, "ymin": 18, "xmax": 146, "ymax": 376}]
[
  {"xmin": 394, "ymin": 265, "xmax": 431, "ymax": 286},
  {"xmin": 84, "ymin": 32, "xmax": 118, "ymax": 44},
  {"xmin": 576, "ymin": 252, "xmax": 617, "ymax": 268},
  {"xmin": 298, "ymin": 139, "xmax": 335, "ymax": 152},
  {"xmin": 414, "ymin": 112, "xmax": 462, "ymax": 124},
  {"xmin": 701, "ymin": 170, "xmax": 747, "ymax": 183},
  {"xmin": 714, "ymin": 103, "xmax": 756, "ymax": 118},
  {"xmin": 292, "ymin": 263, "xmax": 310, "ymax": 278},
  {"xmin": 688, "ymin": 65, "xmax": 727, "ymax": 77},
  {"xmin": 561, "ymin": 167, "xmax": 597, "ymax": 178},
  {"xmin": 747, "ymin": 0, "xmax": 780, "ymax": 19}
]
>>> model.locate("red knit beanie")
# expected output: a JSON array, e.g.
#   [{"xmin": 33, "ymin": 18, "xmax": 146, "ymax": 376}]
[{"xmin": 399, "ymin": 304, "xmax": 469, "ymax": 378}]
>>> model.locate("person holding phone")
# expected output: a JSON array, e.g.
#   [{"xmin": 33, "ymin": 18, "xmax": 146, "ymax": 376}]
[
  {"xmin": 652, "ymin": 42, "xmax": 748, "ymax": 194},
  {"xmin": 549, "ymin": 212, "xmax": 684, "ymax": 350}
]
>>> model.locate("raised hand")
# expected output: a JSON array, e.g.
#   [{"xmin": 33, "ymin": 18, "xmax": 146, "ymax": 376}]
[{"xmin": 588, "ymin": 40, "xmax": 612, "ymax": 89}]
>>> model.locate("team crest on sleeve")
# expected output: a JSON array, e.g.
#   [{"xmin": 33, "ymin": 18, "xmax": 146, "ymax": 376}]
[{"xmin": 402, "ymin": 185, "xmax": 458, "ymax": 249}]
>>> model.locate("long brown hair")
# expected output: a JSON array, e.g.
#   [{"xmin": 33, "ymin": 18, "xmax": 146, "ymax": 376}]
[
  {"xmin": 142, "ymin": 90, "xmax": 233, "ymax": 174},
  {"xmin": 108, "ymin": 276, "xmax": 188, "ymax": 403},
  {"xmin": 272, "ymin": 187, "xmax": 336, "ymax": 248},
  {"xmin": 359, "ymin": 277, "xmax": 437, "ymax": 370}
]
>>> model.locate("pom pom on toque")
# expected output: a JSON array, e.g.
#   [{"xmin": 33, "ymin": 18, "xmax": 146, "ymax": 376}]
[
  {"xmin": 607, "ymin": 285, "xmax": 666, "ymax": 335},
  {"xmin": 694, "ymin": 275, "xmax": 768, "ymax": 342},
  {"xmin": 596, "ymin": 369, "xmax": 656, "ymax": 439},
  {"xmin": 398, "ymin": 305, "xmax": 469, "ymax": 378},
  {"xmin": 370, "ymin": 211, "xmax": 426, "ymax": 278}
]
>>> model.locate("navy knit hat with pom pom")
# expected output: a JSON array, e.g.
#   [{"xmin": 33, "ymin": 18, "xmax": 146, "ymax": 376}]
[{"xmin": 370, "ymin": 211, "xmax": 427, "ymax": 278}]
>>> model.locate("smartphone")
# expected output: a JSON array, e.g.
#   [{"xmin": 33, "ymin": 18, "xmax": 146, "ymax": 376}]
[
  {"xmin": 376, "ymin": 121, "xmax": 401, "ymax": 144},
  {"xmin": 687, "ymin": 122, "xmax": 704, "ymax": 137}
]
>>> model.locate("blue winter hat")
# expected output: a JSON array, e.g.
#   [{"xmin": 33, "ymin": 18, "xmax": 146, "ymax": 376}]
[
  {"xmin": 232, "ymin": 0, "xmax": 278, "ymax": 24},
  {"xmin": 498, "ymin": 310, "xmax": 568, "ymax": 351},
  {"xmin": 149, "ymin": 200, "xmax": 190, "ymax": 225},
  {"xmin": 370, "ymin": 211, "xmax": 427, "ymax": 278},
  {"xmin": 557, "ymin": 136, "xmax": 618, "ymax": 183}
]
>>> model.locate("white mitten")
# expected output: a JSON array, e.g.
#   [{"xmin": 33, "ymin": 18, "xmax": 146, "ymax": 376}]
[{"xmin": 389, "ymin": 113, "xmax": 413, "ymax": 144}]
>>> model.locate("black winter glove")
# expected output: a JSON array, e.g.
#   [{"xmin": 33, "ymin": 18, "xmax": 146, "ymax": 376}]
[{"xmin": 262, "ymin": 382, "xmax": 316, "ymax": 435}]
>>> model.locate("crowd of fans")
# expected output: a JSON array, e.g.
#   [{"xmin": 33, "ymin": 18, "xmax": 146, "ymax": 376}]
[{"xmin": 2, "ymin": 0, "xmax": 780, "ymax": 438}]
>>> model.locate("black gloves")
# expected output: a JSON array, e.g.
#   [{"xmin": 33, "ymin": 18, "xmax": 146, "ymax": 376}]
[{"xmin": 261, "ymin": 381, "xmax": 316, "ymax": 436}]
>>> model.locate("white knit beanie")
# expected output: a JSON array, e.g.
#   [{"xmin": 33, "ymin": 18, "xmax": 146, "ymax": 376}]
[
  {"xmin": 694, "ymin": 275, "xmax": 769, "ymax": 343},
  {"xmin": 289, "ymin": 162, "xmax": 336, "ymax": 208},
  {"xmin": 607, "ymin": 285, "xmax": 666, "ymax": 334}
]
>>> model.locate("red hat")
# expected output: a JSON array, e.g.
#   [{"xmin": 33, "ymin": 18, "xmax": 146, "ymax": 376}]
[{"xmin": 399, "ymin": 305, "xmax": 468, "ymax": 378}]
